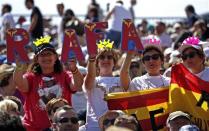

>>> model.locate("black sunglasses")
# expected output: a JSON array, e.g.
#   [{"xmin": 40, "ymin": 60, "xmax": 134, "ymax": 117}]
[
  {"xmin": 181, "ymin": 51, "xmax": 198, "ymax": 60},
  {"xmin": 130, "ymin": 64, "xmax": 140, "ymax": 69},
  {"xmin": 52, "ymin": 107, "xmax": 59, "ymax": 113},
  {"xmin": 142, "ymin": 54, "xmax": 161, "ymax": 62},
  {"xmin": 58, "ymin": 117, "xmax": 79, "ymax": 124},
  {"xmin": 99, "ymin": 55, "xmax": 114, "ymax": 60},
  {"xmin": 103, "ymin": 118, "xmax": 115, "ymax": 126}
]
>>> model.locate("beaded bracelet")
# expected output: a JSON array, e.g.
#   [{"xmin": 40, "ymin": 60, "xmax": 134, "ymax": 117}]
[
  {"xmin": 89, "ymin": 57, "xmax": 96, "ymax": 62},
  {"xmin": 71, "ymin": 67, "xmax": 78, "ymax": 74}
]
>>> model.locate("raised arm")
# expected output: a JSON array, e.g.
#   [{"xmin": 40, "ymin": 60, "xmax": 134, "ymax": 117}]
[
  {"xmin": 68, "ymin": 59, "xmax": 84, "ymax": 91},
  {"xmin": 103, "ymin": 7, "xmax": 115, "ymax": 22},
  {"xmin": 120, "ymin": 51, "xmax": 134, "ymax": 91},
  {"xmin": 13, "ymin": 62, "xmax": 29, "ymax": 93},
  {"xmin": 84, "ymin": 55, "xmax": 97, "ymax": 91}
]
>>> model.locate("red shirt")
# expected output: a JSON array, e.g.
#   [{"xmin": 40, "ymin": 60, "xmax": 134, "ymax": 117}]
[{"xmin": 20, "ymin": 71, "xmax": 76, "ymax": 131}]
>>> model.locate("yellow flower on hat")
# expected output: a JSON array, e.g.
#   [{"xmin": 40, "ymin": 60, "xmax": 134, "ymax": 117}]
[
  {"xmin": 97, "ymin": 39, "xmax": 114, "ymax": 49},
  {"xmin": 33, "ymin": 36, "xmax": 51, "ymax": 47}
]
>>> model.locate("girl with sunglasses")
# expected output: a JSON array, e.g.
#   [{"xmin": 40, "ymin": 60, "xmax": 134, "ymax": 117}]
[
  {"xmin": 83, "ymin": 42, "xmax": 124, "ymax": 131},
  {"xmin": 120, "ymin": 37, "xmax": 170, "ymax": 91},
  {"xmin": 178, "ymin": 36, "xmax": 209, "ymax": 81}
]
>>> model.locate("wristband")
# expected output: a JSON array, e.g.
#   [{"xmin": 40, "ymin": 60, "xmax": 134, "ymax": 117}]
[{"xmin": 71, "ymin": 67, "xmax": 78, "ymax": 74}]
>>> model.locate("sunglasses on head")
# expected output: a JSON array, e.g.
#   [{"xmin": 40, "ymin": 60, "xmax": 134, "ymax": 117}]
[
  {"xmin": 99, "ymin": 55, "xmax": 114, "ymax": 60},
  {"xmin": 58, "ymin": 117, "xmax": 78, "ymax": 124},
  {"xmin": 142, "ymin": 54, "xmax": 161, "ymax": 62},
  {"xmin": 181, "ymin": 51, "xmax": 198, "ymax": 60},
  {"xmin": 103, "ymin": 118, "xmax": 115, "ymax": 126}
]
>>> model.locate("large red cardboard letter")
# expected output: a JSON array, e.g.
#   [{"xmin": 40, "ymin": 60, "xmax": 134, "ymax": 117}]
[
  {"xmin": 121, "ymin": 19, "xmax": 143, "ymax": 51},
  {"xmin": 6, "ymin": 28, "xmax": 30, "ymax": 62},
  {"xmin": 85, "ymin": 22, "xmax": 108, "ymax": 55},
  {"xmin": 61, "ymin": 29, "xmax": 84, "ymax": 62}
]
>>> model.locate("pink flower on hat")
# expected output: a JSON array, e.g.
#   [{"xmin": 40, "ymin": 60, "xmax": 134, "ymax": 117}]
[
  {"xmin": 182, "ymin": 36, "xmax": 200, "ymax": 45},
  {"xmin": 144, "ymin": 38, "xmax": 161, "ymax": 45}
]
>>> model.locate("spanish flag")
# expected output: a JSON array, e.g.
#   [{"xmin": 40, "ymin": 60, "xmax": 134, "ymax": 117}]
[
  {"xmin": 169, "ymin": 63, "xmax": 209, "ymax": 130},
  {"xmin": 105, "ymin": 87, "xmax": 169, "ymax": 131}
]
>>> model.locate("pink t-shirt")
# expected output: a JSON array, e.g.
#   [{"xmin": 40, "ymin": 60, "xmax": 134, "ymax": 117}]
[{"xmin": 20, "ymin": 71, "xmax": 76, "ymax": 131}]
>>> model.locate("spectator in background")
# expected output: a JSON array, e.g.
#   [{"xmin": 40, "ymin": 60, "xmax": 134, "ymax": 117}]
[
  {"xmin": 104, "ymin": 0, "xmax": 132, "ymax": 48},
  {"xmin": 155, "ymin": 22, "xmax": 172, "ymax": 49},
  {"xmin": 0, "ymin": 111, "xmax": 26, "ymax": 131},
  {"xmin": 99, "ymin": 110, "xmax": 125, "ymax": 131},
  {"xmin": 87, "ymin": 0, "xmax": 103, "ymax": 21},
  {"xmin": 185, "ymin": 5, "xmax": 199, "ymax": 28},
  {"xmin": 0, "ymin": 99, "xmax": 19, "ymax": 116},
  {"xmin": 114, "ymin": 115, "xmax": 141, "ymax": 131},
  {"xmin": 46, "ymin": 98, "xmax": 69, "ymax": 123},
  {"xmin": 85, "ymin": 6, "xmax": 99, "ymax": 23},
  {"xmin": 166, "ymin": 111, "xmax": 192, "ymax": 131},
  {"xmin": 179, "ymin": 125, "xmax": 200, "ymax": 131},
  {"xmin": 129, "ymin": 0, "xmax": 137, "ymax": 23},
  {"xmin": 56, "ymin": 3, "xmax": 65, "ymax": 49},
  {"xmin": 0, "ymin": 4, "xmax": 15, "ymax": 44},
  {"xmin": 53, "ymin": 105, "xmax": 79, "ymax": 131},
  {"xmin": 193, "ymin": 19, "xmax": 209, "ymax": 41},
  {"xmin": 4, "ymin": 96, "xmax": 24, "ymax": 116},
  {"xmin": 25, "ymin": 0, "xmax": 43, "ymax": 41},
  {"xmin": 0, "ymin": 64, "xmax": 24, "ymax": 103},
  {"xmin": 57, "ymin": 3, "xmax": 64, "ymax": 17}
]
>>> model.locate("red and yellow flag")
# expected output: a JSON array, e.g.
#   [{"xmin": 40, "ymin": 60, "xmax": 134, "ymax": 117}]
[
  {"xmin": 106, "ymin": 64, "xmax": 209, "ymax": 130},
  {"xmin": 169, "ymin": 63, "xmax": 209, "ymax": 130},
  {"xmin": 105, "ymin": 87, "xmax": 169, "ymax": 130}
]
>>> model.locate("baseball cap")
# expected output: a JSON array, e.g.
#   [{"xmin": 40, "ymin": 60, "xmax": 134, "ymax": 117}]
[
  {"xmin": 166, "ymin": 111, "xmax": 190, "ymax": 125},
  {"xmin": 0, "ymin": 64, "xmax": 15, "ymax": 80},
  {"xmin": 34, "ymin": 44, "xmax": 56, "ymax": 55},
  {"xmin": 33, "ymin": 36, "xmax": 56, "ymax": 55},
  {"xmin": 179, "ymin": 36, "xmax": 202, "ymax": 53},
  {"xmin": 179, "ymin": 124, "xmax": 200, "ymax": 131}
]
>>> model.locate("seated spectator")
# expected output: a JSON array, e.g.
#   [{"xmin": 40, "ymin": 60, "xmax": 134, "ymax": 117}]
[
  {"xmin": 53, "ymin": 105, "xmax": 79, "ymax": 131},
  {"xmin": 4, "ymin": 96, "xmax": 24, "ymax": 116},
  {"xmin": 98, "ymin": 110, "xmax": 125, "ymax": 131},
  {"xmin": 0, "ymin": 64, "xmax": 24, "ymax": 103},
  {"xmin": 106, "ymin": 126, "xmax": 132, "ymax": 131},
  {"xmin": 114, "ymin": 115, "xmax": 140, "ymax": 131},
  {"xmin": 179, "ymin": 124, "xmax": 200, "ymax": 131},
  {"xmin": 166, "ymin": 111, "xmax": 191, "ymax": 131},
  {"xmin": 129, "ymin": 58, "xmax": 142, "ymax": 80},
  {"xmin": 46, "ymin": 98, "xmax": 69, "ymax": 122},
  {"xmin": 0, "ymin": 99, "xmax": 19, "ymax": 116},
  {"xmin": 0, "ymin": 111, "xmax": 26, "ymax": 131}
]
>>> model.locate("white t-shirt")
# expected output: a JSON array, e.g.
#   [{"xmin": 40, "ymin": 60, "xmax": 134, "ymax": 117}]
[
  {"xmin": 195, "ymin": 67, "xmax": 209, "ymax": 82},
  {"xmin": 0, "ymin": 12, "xmax": 15, "ymax": 41},
  {"xmin": 129, "ymin": 73, "xmax": 170, "ymax": 91},
  {"xmin": 109, "ymin": 4, "xmax": 132, "ymax": 32},
  {"xmin": 159, "ymin": 32, "xmax": 172, "ymax": 48},
  {"xmin": 83, "ymin": 76, "xmax": 123, "ymax": 131},
  {"xmin": 72, "ymin": 91, "xmax": 87, "ymax": 112}
]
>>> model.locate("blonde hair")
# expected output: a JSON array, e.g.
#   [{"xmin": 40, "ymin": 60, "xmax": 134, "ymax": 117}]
[
  {"xmin": 0, "ymin": 99, "xmax": 18, "ymax": 113},
  {"xmin": 96, "ymin": 49, "xmax": 120, "ymax": 71}
]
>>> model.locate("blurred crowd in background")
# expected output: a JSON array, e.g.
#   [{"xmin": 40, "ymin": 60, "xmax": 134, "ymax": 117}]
[{"xmin": 0, "ymin": 0, "xmax": 209, "ymax": 131}]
